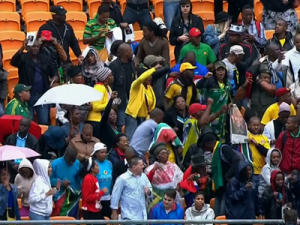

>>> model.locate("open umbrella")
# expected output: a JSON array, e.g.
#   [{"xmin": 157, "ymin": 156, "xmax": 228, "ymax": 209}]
[
  {"xmin": 34, "ymin": 84, "xmax": 103, "ymax": 106},
  {"xmin": 0, "ymin": 145, "xmax": 40, "ymax": 161},
  {"xmin": 0, "ymin": 115, "xmax": 41, "ymax": 144}
]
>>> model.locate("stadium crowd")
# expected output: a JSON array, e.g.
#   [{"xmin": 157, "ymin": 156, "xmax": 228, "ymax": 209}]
[{"xmin": 0, "ymin": 0, "xmax": 300, "ymax": 224}]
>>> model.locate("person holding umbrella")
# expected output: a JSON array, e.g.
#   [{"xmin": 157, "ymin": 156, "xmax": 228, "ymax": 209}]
[
  {"xmin": 0, "ymin": 167, "xmax": 20, "ymax": 221},
  {"xmin": 5, "ymin": 84, "xmax": 31, "ymax": 119}
]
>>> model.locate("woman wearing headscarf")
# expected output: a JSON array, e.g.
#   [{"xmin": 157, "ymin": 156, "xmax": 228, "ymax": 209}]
[
  {"xmin": 0, "ymin": 167, "xmax": 20, "ymax": 221},
  {"xmin": 87, "ymin": 66, "xmax": 114, "ymax": 139},
  {"xmin": 82, "ymin": 47, "xmax": 104, "ymax": 87},
  {"xmin": 14, "ymin": 158, "xmax": 35, "ymax": 217},
  {"xmin": 29, "ymin": 159, "xmax": 58, "ymax": 222}
]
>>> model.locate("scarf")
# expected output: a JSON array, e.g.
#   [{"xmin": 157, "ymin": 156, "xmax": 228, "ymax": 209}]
[
  {"xmin": 176, "ymin": 77, "xmax": 198, "ymax": 105},
  {"xmin": 82, "ymin": 48, "xmax": 104, "ymax": 80},
  {"xmin": 211, "ymin": 141, "xmax": 224, "ymax": 191},
  {"xmin": 115, "ymin": 147, "xmax": 125, "ymax": 160}
]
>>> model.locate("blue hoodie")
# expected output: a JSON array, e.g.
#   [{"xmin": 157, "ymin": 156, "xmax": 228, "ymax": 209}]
[{"xmin": 150, "ymin": 202, "xmax": 184, "ymax": 225}]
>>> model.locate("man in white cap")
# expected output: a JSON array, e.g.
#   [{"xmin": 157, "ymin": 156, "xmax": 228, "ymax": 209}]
[
  {"xmin": 222, "ymin": 45, "xmax": 245, "ymax": 94},
  {"xmin": 263, "ymin": 102, "xmax": 291, "ymax": 147}
]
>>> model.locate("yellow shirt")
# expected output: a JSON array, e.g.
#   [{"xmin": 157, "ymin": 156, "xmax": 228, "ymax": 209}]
[
  {"xmin": 248, "ymin": 132, "xmax": 270, "ymax": 174},
  {"xmin": 165, "ymin": 83, "xmax": 193, "ymax": 106},
  {"xmin": 261, "ymin": 103, "xmax": 296, "ymax": 125},
  {"xmin": 137, "ymin": 86, "xmax": 156, "ymax": 118},
  {"xmin": 279, "ymin": 38, "xmax": 286, "ymax": 47}
]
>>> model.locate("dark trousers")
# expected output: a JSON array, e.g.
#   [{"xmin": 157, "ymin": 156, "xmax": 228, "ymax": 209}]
[
  {"xmin": 101, "ymin": 200, "xmax": 112, "ymax": 218},
  {"xmin": 82, "ymin": 210, "xmax": 104, "ymax": 225}
]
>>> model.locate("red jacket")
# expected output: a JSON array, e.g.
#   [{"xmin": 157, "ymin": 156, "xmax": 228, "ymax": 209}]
[
  {"xmin": 81, "ymin": 174, "xmax": 105, "ymax": 213},
  {"xmin": 275, "ymin": 131, "xmax": 300, "ymax": 173},
  {"xmin": 179, "ymin": 165, "xmax": 208, "ymax": 193}
]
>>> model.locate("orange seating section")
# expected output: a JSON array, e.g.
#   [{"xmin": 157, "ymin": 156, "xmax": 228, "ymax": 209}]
[
  {"xmin": 0, "ymin": 0, "xmax": 16, "ymax": 11},
  {"xmin": 0, "ymin": 11, "xmax": 20, "ymax": 31},
  {"xmin": 66, "ymin": 11, "xmax": 87, "ymax": 32},
  {"xmin": 87, "ymin": 0, "xmax": 101, "ymax": 18},
  {"xmin": 21, "ymin": 0, "xmax": 49, "ymax": 19},
  {"xmin": 55, "ymin": 0, "xmax": 83, "ymax": 11},
  {"xmin": 0, "ymin": 31, "xmax": 25, "ymax": 51},
  {"xmin": 24, "ymin": 11, "xmax": 52, "ymax": 32}
]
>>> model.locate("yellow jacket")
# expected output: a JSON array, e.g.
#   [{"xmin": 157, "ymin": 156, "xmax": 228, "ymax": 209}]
[
  {"xmin": 125, "ymin": 68, "xmax": 156, "ymax": 119},
  {"xmin": 87, "ymin": 83, "xmax": 111, "ymax": 122}
]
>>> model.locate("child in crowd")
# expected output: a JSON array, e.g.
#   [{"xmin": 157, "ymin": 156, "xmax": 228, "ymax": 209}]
[
  {"xmin": 286, "ymin": 170, "xmax": 300, "ymax": 217},
  {"xmin": 185, "ymin": 191, "xmax": 215, "ymax": 225}
]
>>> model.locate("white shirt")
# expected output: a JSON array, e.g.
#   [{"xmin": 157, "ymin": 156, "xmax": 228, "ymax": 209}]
[{"xmin": 281, "ymin": 47, "xmax": 300, "ymax": 82}]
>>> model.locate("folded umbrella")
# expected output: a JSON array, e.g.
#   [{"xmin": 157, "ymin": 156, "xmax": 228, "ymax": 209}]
[
  {"xmin": 0, "ymin": 145, "xmax": 40, "ymax": 161},
  {"xmin": 34, "ymin": 84, "xmax": 103, "ymax": 106}
]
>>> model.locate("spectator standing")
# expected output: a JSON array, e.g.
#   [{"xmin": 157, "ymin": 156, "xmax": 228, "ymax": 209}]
[
  {"xmin": 29, "ymin": 159, "xmax": 57, "ymax": 222},
  {"xmin": 83, "ymin": 5, "xmax": 117, "ymax": 61},
  {"xmin": 14, "ymin": 158, "xmax": 35, "ymax": 217},
  {"xmin": 10, "ymin": 40, "xmax": 58, "ymax": 125},
  {"xmin": 91, "ymin": 143, "xmax": 113, "ymax": 218},
  {"xmin": 170, "ymin": 0, "xmax": 204, "ymax": 62},
  {"xmin": 109, "ymin": 43, "xmax": 135, "ymax": 130},
  {"xmin": 241, "ymin": 4, "xmax": 267, "ymax": 50},
  {"xmin": 38, "ymin": 6, "xmax": 81, "ymax": 61},
  {"xmin": 269, "ymin": 19, "xmax": 294, "ymax": 51},
  {"xmin": 261, "ymin": 0, "xmax": 298, "ymax": 34},
  {"xmin": 122, "ymin": 0, "xmax": 152, "ymax": 29},
  {"xmin": 163, "ymin": 0, "xmax": 180, "ymax": 30},
  {"xmin": 110, "ymin": 157, "xmax": 152, "ymax": 220},
  {"xmin": 150, "ymin": 189, "xmax": 184, "ymax": 222},
  {"xmin": 179, "ymin": 28, "xmax": 216, "ymax": 69},
  {"xmin": 0, "ymin": 167, "xmax": 20, "ymax": 221},
  {"xmin": 185, "ymin": 191, "xmax": 215, "ymax": 224},
  {"xmin": 275, "ymin": 116, "xmax": 300, "ymax": 173},
  {"xmin": 5, "ymin": 117, "xmax": 38, "ymax": 151},
  {"xmin": 5, "ymin": 84, "xmax": 31, "ymax": 119},
  {"xmin": 81, "ymin": 158, "xmax": 108, "ymax": 222},
  {"xmin": 69, "ymin": 124, "xmax": 100, "ymax": 162},
  {"xmin": 263, "ymin": 102, "xmax": 291, "ymax": 146},
  {"xmin": 0, "ymin": 53, "xmax": 7, "ymax": 116},
  {"xmin": 61, "ymin": 107, "xmax": 84, "ymax": 142},
  {"xmin": 135, "ymin": 21, "xmax": 170, "ymax": 66},
  {"xmin": 101, "ymin": 0, "xmax": 124, "ymax": 26}
]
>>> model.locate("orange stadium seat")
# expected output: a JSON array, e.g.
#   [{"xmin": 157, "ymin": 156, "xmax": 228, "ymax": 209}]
[
  {"xmin": 21, "ymin": 0, "xmax": 49, "ymax": 18},
  {"xmin": 169, "ymin": 45, "xmax": 175, "ymax": 67},
  {"xmin": 223, "ymin": 1, "xmax": 228, "ymax": 12},
  {"xmin": 55, "ymin": 0, "xmax": 83, "ymax": 11},
  {"xmin": 3, "ymin": 50, "xmax": 17, "ymax": 71},
  {"xmin": 265, "ymin": 29, "xmax": 275, "ymax": 39},
  {"xmin": 39, "ymin": 124, "xmax": 48, "ymax": 134},
  {"xmin": 74, "ymin": 30, "xmax": 87, "ymax": 50},
  {"xmin": 0, "ymin": 11, "xmax": 20, "ymax": 31},
  {"xmin": 134, "ymin": 30, "xmax": 143, "ymax": 42},
  {"xmin": 50, "ymin": 216, "xmax": 75, "ymax": 225},
  {"xmin": 0, "ymin": 0, "xmax": 16, "ymax": 11},
  {"xmin": 153, "ymin": 0, "xmax": 164, "ymax": 19},
  {"xmin": 7, "ymin": 73, "xmax": 19, "ymax": 100},
  {"xmin": 87, "ymin": 0, "xmax": 101, "ymax": 18},
  {"xmin": 254, "ymin": 0, "xmax": 263, "ymax": 22},
  {"xmin": 199, "ymin": 0, "xmax": 214, "ymax": 12},
  {"xmin": 196, "ymin": 11, "xmax": 214, "ymax": 28},
  {"xmin": 7, "ymin": 68, "xmax": 18, "ymax": 78},
  {"xmin": 0, "ymin": 31, "xmax": 25, "ymax": 51},
  {"xmin": 66, "ymin": 11, "xmax": 87, "ymax": 32},
  {"xmin": 216, "ymin": 215, "xmax": 227, "ymax": 225},
  {"xmin": 24, "ymin": 11, "xmax": 52, "ymax": 32},
  {"xmin": 119, "ymin": 0, "xmax": 126, "ymax": 14}
]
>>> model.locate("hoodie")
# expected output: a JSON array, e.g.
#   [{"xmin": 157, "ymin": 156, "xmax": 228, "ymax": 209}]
[
  {"xmin": 225, "ymin": 161, "xmax": 257, "ymax": 219},
  {"xmin": 185, "ymin": 203, "xmax": 215, "ymax": 225},
  {"xmin": 261, "ymin": 149, "xmax": 282, "ymax": 186},
  {"xmin": 29, "ymin": 159, "xmax": 53, "ymax": 216},
  {"xmin": 14, "ymin": 158, "xmax": 35, "ymax": 207}
]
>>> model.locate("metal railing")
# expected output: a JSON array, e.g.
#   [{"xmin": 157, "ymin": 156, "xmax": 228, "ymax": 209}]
[{"xmin": 0, "ymin": 219, "xmax": 285, "ymax": 224}]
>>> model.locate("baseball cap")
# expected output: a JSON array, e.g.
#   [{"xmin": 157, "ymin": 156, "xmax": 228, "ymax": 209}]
[
  {"xmin": 214, "ymin": 61, "xmax": 227, "ymax": 70},
  {"xmin": 14, "ymin": 84, "xmax": 31, "ymax": 95},
  {"xmin": 279, "ymin": 102, "xmax": 291, "ymax": 113},
  {"xmin": 143, "ymin": 55, "xmax": 165, "ymax": 68},
  {"xmin": 275, "ymin": 88, "xmax": 290, "ymax": 97},
  {"xmin": 91, "ymin": 142, "xmax": 107, "ymax": 156},
  {"xmin": 189, "ymin": 27, "xmax": 201, "ymax": 37},
  {"xmin": 230, "ymin": 45, "xmax": 245, "ymax": 55},
  {"xmin": 41, "ymin": 30, "xmax": 52, "ymax": 41},
  {"xmin": 180, "ymin": 62, "xmax": 197, "ymax": 73},
  {"xmin": 50, "ymin": 6, "xmax": 67, "ymax": 15},
  {"xmin": 228, "ymin": 24, "xmax": 245, "ymax": 35}
]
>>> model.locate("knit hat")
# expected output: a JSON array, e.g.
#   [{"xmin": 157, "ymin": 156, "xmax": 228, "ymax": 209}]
[
  {"xmin": 150, "ymin": 142, "xmax": 167, "ymax": 157},
  {"xmin": 191, "ymin": 152, "xmax": 205, "ymax": 167},
  {"xmin": 95, "ymin": 66, "xmax": 112, "ymax": 82},
  {"xmin": 279, "ymin": 102, "xmax": 291, "ymax": 113},
  {"xmin": 189, "ymin": 103, "xmax": 207, "ymax": 116},
  {"xmin": 143, "ymin": 55, "xmax": 164, "ymax": 68},
  {"xmin": 228, "ymin": 24, "xmax": 245, "ymax": 35},
  {"xmin": 275, "ymin": 88, "xmax": 290, "ymax": 97},
  {"xmin": 91, "ymin": 142, "xmax": 107, "ymax": 156}
]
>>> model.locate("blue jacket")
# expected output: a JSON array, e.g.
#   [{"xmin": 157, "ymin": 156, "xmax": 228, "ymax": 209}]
[
  {"xmin": 225, "ymin": 161, "xmax": 257, "ymax": 219},
  {"xmin": 0, "ymin": 184, "xmax": 20, "ymax": 220},
  {"xmin": 171, "ymin": 62, "xmax": 208, "ymax": 78},
  {"xmin": 150, "ymin": 202, "xmax": 184, "ymax": 225}
]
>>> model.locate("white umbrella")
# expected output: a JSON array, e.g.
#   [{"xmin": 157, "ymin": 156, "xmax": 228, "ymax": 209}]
[{"xmin": 34, "ymin": 84, "xmax": 103, "ymax": 106}]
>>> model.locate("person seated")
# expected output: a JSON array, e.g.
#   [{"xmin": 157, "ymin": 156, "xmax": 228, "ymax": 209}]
[
  {"xmin": 268, "ymin": 19, "xmax": 294, "ymax": 52},
  {"xmin": 14, "ymin": 158, "xmax": 35, "ymax": 217},
  {"xmin": 150, "ymin": 189, "xmax": 184, "ymax": 222},
  {"xmin": 61, "ymin": 107, "xmax": 84, "ymax": 142},
  {"xmin": 5, "ymin": 117, "xmax": 38, "ymax": 151},
  {"xmin": 179, "ymin": 28, "xmax": 216, "ymax": 70},
  {"xmin": 185, "ymin": 191, "xmax": 215, "ymax": 223},
  {"xmin": 5, "ymin": 84, "xmax": 31, "ymax": 119},
  {"xmin": 241, "ymin": 4, "xmax": 267, "ymax": 50},
  {"xmin": 69, "ymin": 123, "xmax": 100, "ymax": 162}
]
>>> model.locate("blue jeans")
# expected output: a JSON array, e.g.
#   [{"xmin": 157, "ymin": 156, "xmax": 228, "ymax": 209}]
[
  {"xmin": 123, "ymin": 7, "xmax": 152, "ymax": 29},
  {"xmin": 163, "ymin": 1, "xmax": 180, "ymax": 29},
  {"xmin": 29, "ymin": 211, "xmax": 50, "ymax": 225},
  {"xmin": 29, "ymin": 93, "xmax": 50, "ymax": 125},
  {"xmin": 125, "ymin": 114, "xmax": 144, "ymax": 141}
]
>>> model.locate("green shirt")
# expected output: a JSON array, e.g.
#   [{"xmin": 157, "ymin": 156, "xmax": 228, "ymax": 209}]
[
  {"xmin": 5, "ymin": 98, "xmax": 32, "ymax": 119},
  {"xmin": 179, "ymin": 42, "xmax": 217, "ymax": 66},
  {"xmin": 83, "ymin": 16, "xmax": 117, "ymax": 51}
]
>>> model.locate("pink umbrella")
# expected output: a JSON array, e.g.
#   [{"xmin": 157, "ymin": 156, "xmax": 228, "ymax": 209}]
[{"xmin": 0, "ymin": 145, "xmax": 40, "ymax": 161}]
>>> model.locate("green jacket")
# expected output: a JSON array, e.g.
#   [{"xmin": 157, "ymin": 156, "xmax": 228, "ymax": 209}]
[{"xmin": 5, "ymin": 98, "xmax": 31, "ymax": 119}]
